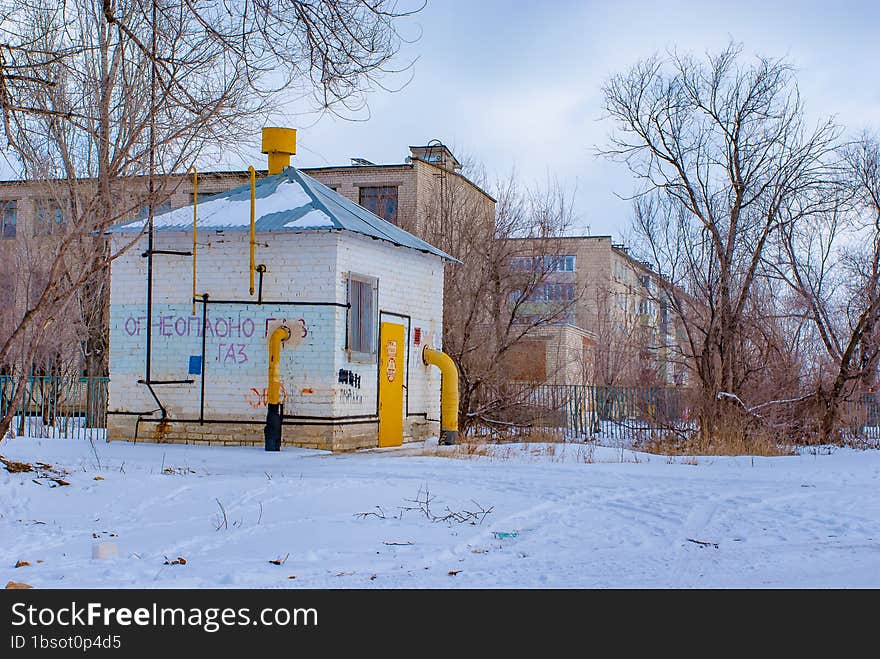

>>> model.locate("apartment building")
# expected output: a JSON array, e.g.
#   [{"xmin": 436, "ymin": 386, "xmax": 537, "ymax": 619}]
[{"xmin": 507, "ymin": 235, "xmax": 688, "ymax": 386}]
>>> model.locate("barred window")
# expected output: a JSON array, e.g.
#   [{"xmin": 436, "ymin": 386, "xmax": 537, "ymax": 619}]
[{"xmin": 348, "ymin": 273, "xmax": 377, "ymax": 360}]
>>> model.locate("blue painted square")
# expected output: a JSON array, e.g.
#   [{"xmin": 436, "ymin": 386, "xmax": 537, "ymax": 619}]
[{"xmin": 188, "ymin": 355, "xmax": 202, "ymax": 375}]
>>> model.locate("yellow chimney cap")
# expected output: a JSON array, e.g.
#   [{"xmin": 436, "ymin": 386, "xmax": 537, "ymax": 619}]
[{"xmin": 261, "ymin": 127, "xmax": 297, "ymax": 156}]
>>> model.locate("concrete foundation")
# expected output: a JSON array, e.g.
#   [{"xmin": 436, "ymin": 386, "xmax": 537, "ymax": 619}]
[{"xmin": 107, "ymin": 413, "xmax": 439, "ymax": 452}]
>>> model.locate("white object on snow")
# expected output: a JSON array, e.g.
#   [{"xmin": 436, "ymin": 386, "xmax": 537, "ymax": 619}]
[{"xmin": 92, "ymin": 542, "xmax": 118, "ymax": 560}]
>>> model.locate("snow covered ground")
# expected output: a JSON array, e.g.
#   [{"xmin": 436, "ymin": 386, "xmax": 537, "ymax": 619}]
[{"xmin": 2, "ymin": 435, "xmax": 879, "ymax": 588}]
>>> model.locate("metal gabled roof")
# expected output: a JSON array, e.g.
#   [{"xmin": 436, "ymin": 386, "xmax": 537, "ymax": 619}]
[{"xmin": 109, "ymin": 167, "xmax": 458, "ymax": 262}]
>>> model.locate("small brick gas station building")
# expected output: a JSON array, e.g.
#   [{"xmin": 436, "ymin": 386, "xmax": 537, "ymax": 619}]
[{"xmin": 105, "ymin": 131, "xmax": 457, "ymax": 451}]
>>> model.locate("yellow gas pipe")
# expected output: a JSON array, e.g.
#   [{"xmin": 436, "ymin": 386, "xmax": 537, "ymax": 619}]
[
  {"xmin": 423, "ymin": 347, "xmax": 460, "ymax": 445},
  {"xmin": 267, "ymin": 325, "xmax": 291, "ymax": 405},
  {"xmin": 264, "ymin": 324, "xmax": 291, "ymax": 452},
  {"xmin": 190, "ymin": 166, "xmax": 198, "ymax": 315},
  {"xmin": 248, "ymin": 165, "xmax": 256, "ymax": 296}
]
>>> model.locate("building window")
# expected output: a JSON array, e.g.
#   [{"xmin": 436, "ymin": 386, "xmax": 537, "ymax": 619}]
[
  {"xmin": 359, "ymin": 186, "xmax": 398, "ymax": 224},
  {"xmin": 0, "ymin": 200, "xmax": 16, "ymax": 239},
  {"xmin": 529, "ymin": 283, "xmax": 575, "ymax": 302},
  {"xmin": 510, "ymin": 255, "xmax": 575, "ymax": 272},
  {"xmin": 34, "ymin": 199, "xmax": 68, "ymax": 235},
  {"xmin": 347, "ymin": 273, "xmax": 377, "ymax": 360}
]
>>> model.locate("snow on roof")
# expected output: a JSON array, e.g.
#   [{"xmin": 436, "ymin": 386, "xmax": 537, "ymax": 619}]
[{"xmin": 109, "ymin": 167, "xmax": 458, "ymax": 262}]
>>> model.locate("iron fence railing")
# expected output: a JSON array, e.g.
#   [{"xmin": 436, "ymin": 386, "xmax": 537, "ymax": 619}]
[
  {"xmin": 0, "ymin": 376, "xmax": 108, "ymax": 440},
  {"xmin": 841, "ymin": 393, "xmax": 880, "ymax": 441},
  {"xmin": 506, "ymin": 384, "xmax": 880, "ymax": 443},
  {"xmin": 506, "ymin": 384, "xmax": 693, "ymax": 442}
]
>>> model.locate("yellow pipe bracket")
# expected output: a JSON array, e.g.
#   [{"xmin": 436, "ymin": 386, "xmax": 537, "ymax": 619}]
[{"xmin": 423, "ymin": 347, "xmax": 459, "ymax": 445}]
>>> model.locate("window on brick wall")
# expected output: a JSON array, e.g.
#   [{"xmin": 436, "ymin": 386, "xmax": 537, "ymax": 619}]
[
  {"xmin": 359, "ymin": 186, "xmax": 398, "ymax": 224},
  {"xmin": 34, "ymin": 198, "xmax": 68, "ymax": 235},
  {"xmin": 0, "ymin": 200, "xmax": 16, "ymax": 239},
  {"xmin": 510, "ymin": 255, "xmax": 576, "ymax": 272},
  {"xmin": 347, "ymin": 273, "xmax": 378, "ymax": 361}
]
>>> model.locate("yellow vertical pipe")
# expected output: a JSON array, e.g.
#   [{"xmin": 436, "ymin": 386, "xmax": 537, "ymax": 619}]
[
  {"xmin": 190, "ymin": 166, "xmax": 198, "ymax": 315},
  {"xmin": 267, "ymin": 326, "xmax": 291, "ymax": 405},
  {"xmin": 423, "ymin": 347, "xmax": 460, "ymax": 445},
  {"xmin": 249, "ymin": 165, "xmax": 256, "ymax": 296}
]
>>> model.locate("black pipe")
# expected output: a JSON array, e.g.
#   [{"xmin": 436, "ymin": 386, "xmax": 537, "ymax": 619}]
[
  {"xmin": 264, "ymin": 402, "xmax": 282, "ymax": 451},
  {"xmin": 135, "ymin": 415, "xmax": 376, "ymax": 427},
  {"xmin": 199, "ymin": 293, "xmax": 208, "ymax": 424},
  {"xmin": 143, "ymin": 0, "xmax": 160, "ymax": 419},
  {"xmin": 142, "ymin": 249, "xmax": 192, "ymax": 257},
  {"xmin": 145, "ymin": 219, "xmax": 154, "ymax": 387},
  {"xmin": 193, "ymin": 297, "xmax": 349, "ymax": 308},
  {"xmin": 140, "ymin": 381, "xmax": 166, "ymax": 420},
  {"xmin": 256, "ymin": 264, "xmax": 266, "ymax": 303},
  {"xmin": 285, "ymin": 413, "xmax": 376, "ymax": 421}
]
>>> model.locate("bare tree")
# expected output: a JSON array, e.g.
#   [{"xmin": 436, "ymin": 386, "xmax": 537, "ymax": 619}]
[
  {"xmin": 775, "ymin": 135, "xmax": 880, "ymax": 441},
  {"xmin": 422, "ymin": 168, "xmax": 582, "ymax": 436},
  {"xmin": 603, "ymin": 43, "xmax": 838, "ymax": 441}
]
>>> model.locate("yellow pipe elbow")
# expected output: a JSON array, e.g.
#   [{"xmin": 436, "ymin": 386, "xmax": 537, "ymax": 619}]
[
  {"xmin": 423, "ymin": 347, "xmax": 459, "ymax": 445},
  {"xmin": 267, "ymin": 325, "xmax": 290, "ymax": 405}
]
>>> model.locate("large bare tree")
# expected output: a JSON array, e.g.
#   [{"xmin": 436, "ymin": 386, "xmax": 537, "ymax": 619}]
[{"xmin": 603, "ymin": 43, "xmax": 838, "ymax": 440}]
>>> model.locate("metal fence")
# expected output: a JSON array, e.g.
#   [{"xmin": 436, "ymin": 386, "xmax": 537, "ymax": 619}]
[
  {"xmin": 511, "ymin": 384, "xmax": 693, "ymax": 442},
  {"xmin": 841, "ymin": 393, "xmax": 880, "ymax": 441},
  {"xmin": 0, "ymin": 376, "xmax": 108, "ymax": 440},
  {"xmin": 509, "ymin": 384, "xmax": 880, "ymax": 443}
]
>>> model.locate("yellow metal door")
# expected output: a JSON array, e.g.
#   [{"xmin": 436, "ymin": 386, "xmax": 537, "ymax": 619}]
[{"xmin": 378, "ymin": 322, "xmax": 405, "ymax": 447}]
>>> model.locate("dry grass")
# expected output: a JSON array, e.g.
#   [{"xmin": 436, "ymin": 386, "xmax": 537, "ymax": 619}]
[
  {"xmin": 416, "ymin": 435, "xmax": 598, "ymax": 464},
  {"xmin": 1, "ymin": 455, "xmax": 34, "ymax": 473},
  {"xmin": 638, "ymin": 427, "xmax": 795, "ymax": 457},
  {"xmin": 418, "ymin": 441, "xmax": 500, "ymax": 460}
]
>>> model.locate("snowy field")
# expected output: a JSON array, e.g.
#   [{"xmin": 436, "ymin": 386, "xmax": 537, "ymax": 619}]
[{"xmin": 2, "ymin": 435, "xmax": 879, "ymax": 588}]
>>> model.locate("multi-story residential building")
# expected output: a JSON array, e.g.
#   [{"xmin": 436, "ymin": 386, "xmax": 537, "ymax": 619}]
[
  {"xmin": 301, "ymin": 143, "xmax": 495, "ymax": 240},
  {"xmin": 506, "ymin": 235, "xmax": 688, "ymax": 386}
]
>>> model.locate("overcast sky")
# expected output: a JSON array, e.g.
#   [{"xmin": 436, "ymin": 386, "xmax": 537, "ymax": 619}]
[{"xmin": 247, "ymin": 0, "xmax": 876, "ymax": 241}]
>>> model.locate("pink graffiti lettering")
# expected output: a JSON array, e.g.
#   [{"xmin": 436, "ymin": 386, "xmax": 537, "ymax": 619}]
[{"xmin": 217, "ymin": 342, "xmax": 248, "ymax": 365}]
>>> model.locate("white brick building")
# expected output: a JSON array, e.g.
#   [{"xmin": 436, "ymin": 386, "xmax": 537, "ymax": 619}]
[{"xmin": 106, "ymin": 165, "xmax": 454, "ymax": 451}]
